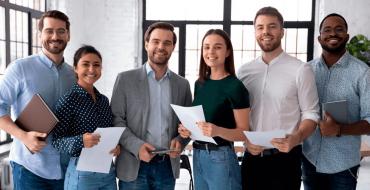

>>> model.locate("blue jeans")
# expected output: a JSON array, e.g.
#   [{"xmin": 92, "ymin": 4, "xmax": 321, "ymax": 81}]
[
  {"xmin": 302, "ymin": 156, "xmax": 359, "ymax": 190},
  {"xmin": 193, "ymin": 146, "xmax": 242, "ymax": 190},
  {"xmin": 118, "ymin": 156, "xmax": 175, "ymax": 190},
  {"xmin": 64, "ymin": 157, "xmax": 117, "ymax": 190},
  {"xmin": 10, "ymin": 161, "xmax": 64, "ymax": 190}
]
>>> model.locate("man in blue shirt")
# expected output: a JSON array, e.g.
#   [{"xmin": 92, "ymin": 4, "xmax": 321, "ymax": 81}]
[
  {"xmin": 302, "ymin": 13, "xmax": 370, "ymax": 190},
  {"xmin": 0, "ymin": 10, "xmax": 75, "ymax": 190}
]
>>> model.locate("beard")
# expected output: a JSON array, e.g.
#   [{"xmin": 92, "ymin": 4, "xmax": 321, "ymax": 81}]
[
  {"xmin": 320, "ymin": 41, "xmax": 347, "ymax": 54},
  {"xmin": 148, "ymin": 50, "xmax": 171, "ymax": 66},
  {"xmin": 42, "ymin": 40, "xmax": 67, "ymax": 54},
  {"xmin": 257, "ymin": 39, "xmax": 281, "ymax": 52}
]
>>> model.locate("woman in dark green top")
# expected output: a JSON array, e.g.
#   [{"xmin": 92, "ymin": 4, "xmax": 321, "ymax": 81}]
[{"xmin": 179, "ymin": 29, "xmax": 250, "ymax": 190}]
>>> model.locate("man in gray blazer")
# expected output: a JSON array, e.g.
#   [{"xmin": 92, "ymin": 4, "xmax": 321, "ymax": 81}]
[{"xmin": 111, "ymin": 22, "xmax": 192, "ymax": 190}]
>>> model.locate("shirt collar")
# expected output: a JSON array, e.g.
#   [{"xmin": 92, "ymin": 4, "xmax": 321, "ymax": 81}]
[
  {"xmin": 258, "ymin": 51, "xmax": 286, "ymax": 66},
  {"xmin": 145, "ymin": 62, "xmax": 171, "ymax": 79},
  {"xmin": 39, "ymin": 50, "xmax": 66, "ymax": 69},
  {"xmin": 319, "ymin": 51, "xmax": 350, "ymax": 68},
  {"xmin": 72, "ymin": 83, "xmax": 102, "ymax": 100}
]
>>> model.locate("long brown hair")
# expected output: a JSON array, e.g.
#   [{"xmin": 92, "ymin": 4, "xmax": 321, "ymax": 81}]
[{"xmin": 198, "ymin": 29, "xmax": 235, "ymax": 83}]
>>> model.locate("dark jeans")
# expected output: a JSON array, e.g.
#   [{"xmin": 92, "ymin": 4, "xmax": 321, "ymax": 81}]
[
  {"xmin": 118, "ymin": 155, "xmax": 175, "ymax": 190},
  {"xmin": 241, "ymin": 145, "xmax": 302, "ymax": 190},
  {"xmin": 302, "ymin": 156, "xmax": 359, "ymax": 190},
  {"xmin": 10, "ymin": 161, "xmax": 64, "ymax": 190}
]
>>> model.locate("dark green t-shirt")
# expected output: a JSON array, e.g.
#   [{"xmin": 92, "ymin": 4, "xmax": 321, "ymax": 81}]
[{"xmin": 192, "ymin": 75, "xmax": 250, "ymax": 146}]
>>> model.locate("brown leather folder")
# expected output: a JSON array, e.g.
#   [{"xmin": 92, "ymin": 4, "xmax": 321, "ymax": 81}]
[{"xmin": 15, "ymin": 94, "xmax": 59, "ymax": 136}]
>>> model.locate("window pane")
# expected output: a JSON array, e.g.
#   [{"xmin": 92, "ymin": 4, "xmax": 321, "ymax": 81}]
[
  {"xmin": 23, "ymin": 12, "xmax": 28, "ymax": 43},
  {"xmin": 10, "ymin": 10, "xmax": 16, "ymax": 41},
  {"xmin": 39, "ymin": 0, "xmax": 45, "ymax": 11},
  {"xmin": 16, "ymin": 11, "xmax": 22, "ymax": 41},
  {"xmin": 231, "ymin": 0, "xmax": 312, "ymax": 21},
  {"xmin": 146, "ymin": 0, "xmax": 223, "ymax": 21},
  {"xmin": 297, "ymin": 29, "xmax": 308, "ymax": 53},
  {"xmin": 168, "ymin": 27, "xmax": 179, "ymax": 74},
  {"xmin": 0, "ymin": 41, "xmax": 5, "ymax": 74},
  {"xmin": 10, "ymin": 42, "xmax": 17, "ymax": 62},
  {"xmin": 34, "ymin": 0, "xmax": 40, "ymax": 10},
  {"xmin": 0, "ymin": 7, "xmax": 5, "ymax": 40}
]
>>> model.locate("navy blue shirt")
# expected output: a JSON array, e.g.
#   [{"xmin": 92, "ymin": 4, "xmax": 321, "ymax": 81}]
[{"xmin": 52, "ymin": 83, "xmax": 113, "ymax": 157}]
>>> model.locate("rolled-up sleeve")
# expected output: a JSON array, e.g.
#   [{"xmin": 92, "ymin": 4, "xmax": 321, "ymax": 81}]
[
  {"xmin": 0, "ymin": 63, "xmax": 22, "ymax": 117},
  {"xmin": 360, "ymin": 69, "xmax": 370, "ymax": 124},
  {"xmin": 297, "ymin": 63, "xmax": 320, "ymax": 123}
]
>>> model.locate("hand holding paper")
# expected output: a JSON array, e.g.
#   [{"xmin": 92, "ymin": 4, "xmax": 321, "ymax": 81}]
[
  {"xmin": 77, "ymin": 127, "xmax": 125, "ymax": 173},
  {"xmin": 243, "ymin": 126, "xmax": 295, "ymax": 149},
  {"xmin": 171, "ymin": 104, "xmax": 217, "ymax": 144}
]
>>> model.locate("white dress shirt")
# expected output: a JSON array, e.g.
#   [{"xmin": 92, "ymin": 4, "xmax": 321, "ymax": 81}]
[{"xmin": 238, "ymin": 52, "xmax": 319, "ymax": 132}]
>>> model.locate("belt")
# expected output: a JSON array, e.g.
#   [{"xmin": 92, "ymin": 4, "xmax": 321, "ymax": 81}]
[
  {"xmin": 258, "ymin": 148, "xmax": 280, "ymax": 157},
  {"xmin": 245, "ymin": 148, "xmax": 280, "ymax": 157},
  {"xmin": 193, "ymin": 142, "xmax": 231, "ymax": 151},
  {"xmin": 150, "ymin": 154, "xmax": 170, "ymax": 163}
]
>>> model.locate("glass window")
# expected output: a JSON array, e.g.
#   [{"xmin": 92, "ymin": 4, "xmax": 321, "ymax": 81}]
[
  {"xmin": 32, "ymin": 18, "xmax": 42, "ymax": 54},
  {"xmin": 10, "ymin": 9, "xmax": 29, "ymax": 62},
  {"xmin": 185, "ymin": 24, "xmax": 222, "ymax": 93},
  {"xmin": 146, "ymin": 0, "xmax": 223, "ymax": 21},
  {"xmin": 168, "ymin": 27, "xmax": 179, "ymax": 74},
  {"xmin": 231, "ymin": 0, "xmax": 312, "ymax": 21},
  {"xmin": 0, "ymin": 7, "xmax": 6, "ymax": 74}
]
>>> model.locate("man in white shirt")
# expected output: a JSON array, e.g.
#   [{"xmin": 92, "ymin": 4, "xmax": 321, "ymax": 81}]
[{"xmin": 238, "ymin": 6, "xmax": 320, "ymax": 190}]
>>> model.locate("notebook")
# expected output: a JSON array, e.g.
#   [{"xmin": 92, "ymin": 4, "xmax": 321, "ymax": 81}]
[
  {"xmin": 322, "ymin": 100, "xmax": 348, "ymax": 124},
  {"xmin": 15, "ymin": 94, "xmax": 59, "ymax": 136}
]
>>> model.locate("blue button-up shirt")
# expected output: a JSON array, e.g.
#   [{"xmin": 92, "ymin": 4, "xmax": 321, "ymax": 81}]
[
  {"xmin": 145, "ymin": 63, "xmax": 171, "ymax": 149},
  {"xmin": 303, "ymin": 52, "xmax": 370, "ymax": 173},
  {"xmin": 0, "ymin": 51, "xmax": 75, "ymax": 179}
]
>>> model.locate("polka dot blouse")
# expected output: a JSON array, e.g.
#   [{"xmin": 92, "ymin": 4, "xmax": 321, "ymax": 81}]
[{"xmin": 52, "ymin": 83, "xmax": 113, "ymax": 157}]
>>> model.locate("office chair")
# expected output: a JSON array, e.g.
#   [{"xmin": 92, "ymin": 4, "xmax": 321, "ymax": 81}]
[{"xmin": 180, "ymin": 154, "xmax": 194, "ymax": 190}]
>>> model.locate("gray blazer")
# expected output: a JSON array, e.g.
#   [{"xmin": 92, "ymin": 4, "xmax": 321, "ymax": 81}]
[{"xmin": 111, "ymin": 66, "xmax": 192, "ymax": 182}]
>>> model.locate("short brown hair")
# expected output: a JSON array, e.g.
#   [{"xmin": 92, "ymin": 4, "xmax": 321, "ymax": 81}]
[
  {"xmin": 254, "ymin": 6, "xmax": 284, "ymax": 27},
  {"xmin": 144, "ymin": 22, "xmax": 177, "ymax": 45},
  {"xmin": 38, "ymin": 10, "xmax": 70, "ymax": 32},
  {"xmin": 198, "ymin": 29, "xmax": 235, "ymax": 82}
]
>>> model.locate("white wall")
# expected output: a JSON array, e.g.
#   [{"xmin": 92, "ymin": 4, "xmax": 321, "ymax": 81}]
[
  {"xmin": 314, "ymin": 0, "xmax": 370, "ymax": 57},
  {"xmin": 48, "ymin": 0, "xmax": 142, "ymax": 99}
]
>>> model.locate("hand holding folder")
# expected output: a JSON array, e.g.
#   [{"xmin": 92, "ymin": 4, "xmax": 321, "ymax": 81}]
[{"xmin": 15, "ymin": 94, "xmax": 59, "ymax": 139}]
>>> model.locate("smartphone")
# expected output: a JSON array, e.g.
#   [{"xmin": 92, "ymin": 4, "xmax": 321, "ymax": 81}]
[{"xmin": 150, "ymin": 149, "xmax": 178, "ymax": 154}]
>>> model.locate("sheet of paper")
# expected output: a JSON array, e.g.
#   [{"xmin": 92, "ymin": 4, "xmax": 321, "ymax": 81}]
[
  {"xmin": 171, "ymin": 104, "xmax": 217, "ymax": 144},
  {"xmin": 76, "ymin": 127, "xmax": 125, "ymax": 173},
  {"xmin": 244, "ymin": 130, "xmax": 286, "ymax": 148}
]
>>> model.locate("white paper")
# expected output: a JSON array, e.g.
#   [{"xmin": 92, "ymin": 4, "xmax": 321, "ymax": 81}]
[
  {"xmin": 244, "ymin": 130, "xmax": 285, "ymax": 148},
  {"xmin": 76, "ymin": 127, "xmax": 125, "ymax": 173},
  {"xmin": 171, "ymin": 104, "xmax": 217, "ymax": 144}
]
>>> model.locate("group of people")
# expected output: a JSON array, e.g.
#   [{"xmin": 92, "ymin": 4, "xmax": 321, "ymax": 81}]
[{"xmin": 0, "ymin": 6, "xmax": 369, "ymax": 190}]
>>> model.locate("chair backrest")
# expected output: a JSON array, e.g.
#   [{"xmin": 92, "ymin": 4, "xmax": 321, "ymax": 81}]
[{"xmin": 180, "ymin": 154, "xmax": 194, "ymax": 190}]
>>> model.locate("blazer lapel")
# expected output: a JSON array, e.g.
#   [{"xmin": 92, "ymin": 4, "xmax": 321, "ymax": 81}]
[{"xmin": 138, "ymin": 66, "xmax": 150, "ymax": 135}]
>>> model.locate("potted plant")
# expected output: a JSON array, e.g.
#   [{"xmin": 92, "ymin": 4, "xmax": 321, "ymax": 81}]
[{"xmin": 346, "ymin": 34, "xmax": 370, "ymax": 66}]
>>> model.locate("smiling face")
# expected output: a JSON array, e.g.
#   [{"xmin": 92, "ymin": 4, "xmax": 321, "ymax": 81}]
[
  {"xmin": 254, "ymin": 15, "xmax": 284, "ymax": 53},
  {"xmin": 145, "ymin": 28, "xmax": 175, "ymax": 67},
  {"xmin": 202, "ymin": 34, "xmax": 230, "ymax": 70},
  {"xmin": 75, "ymin": 53, "xmax": 102, "ymax": 89},
  {"xmin": 40, "ymin": 17, "xmax": 70, "ymax": 55},
  {"xmin": 318, "ymin": 16, "xmax": 349, "ymax": 53}
]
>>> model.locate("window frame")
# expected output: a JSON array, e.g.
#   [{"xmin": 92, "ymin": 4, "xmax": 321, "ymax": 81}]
[{"xmin": 142, "ymin": 0, "xmax": 316, "ymax": 77}]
